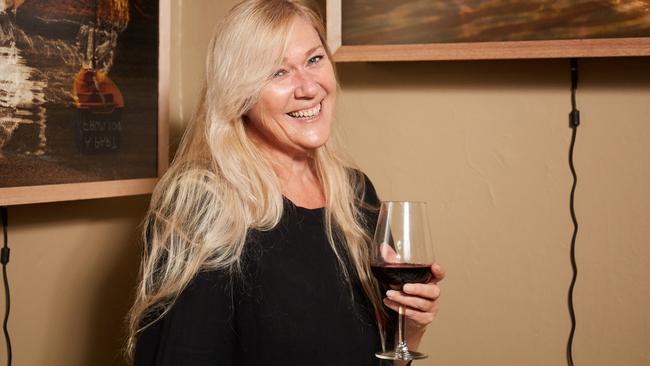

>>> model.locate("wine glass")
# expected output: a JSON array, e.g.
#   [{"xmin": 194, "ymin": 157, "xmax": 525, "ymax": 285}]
[{"xmin": 370, "ymin": 201, "xmax": 435, "ymax": 361}]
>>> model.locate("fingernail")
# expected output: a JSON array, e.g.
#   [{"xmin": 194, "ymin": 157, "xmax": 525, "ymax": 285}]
[
  {"xmin": 403, "ymin": 284, "xmax": 413, "ymax": 292},
  {"xmin": 386, "ymin": 290, "xmax": 397, "ymax": 297}
]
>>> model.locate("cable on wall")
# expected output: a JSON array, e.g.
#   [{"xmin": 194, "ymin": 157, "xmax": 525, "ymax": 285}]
[
  {"xmin": 1, "ymin": 206, "xmax": 11, "ymax": 366},
  {"xmin": 566, "ymin": 58, "xmax": 580, "ymax": 366}
]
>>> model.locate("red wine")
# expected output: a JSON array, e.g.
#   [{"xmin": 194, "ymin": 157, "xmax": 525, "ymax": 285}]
[{"xmin": 371, "ymin": 263, "xmax": 432, "ymax": 286}]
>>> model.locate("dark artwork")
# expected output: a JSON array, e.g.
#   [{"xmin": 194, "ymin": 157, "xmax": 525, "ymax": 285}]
[
  {"xmin": 0, "ymin": 0, "xmax": 158, "ymax": 187},
  {"xmin": 342, "ymin": 0, "xmax": 650, "ymax": 45}
]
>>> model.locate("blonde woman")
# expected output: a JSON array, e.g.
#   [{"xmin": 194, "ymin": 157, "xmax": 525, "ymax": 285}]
[{"xmin": 126, "ymin": 1, "xmax": 444, "ymax": 365}]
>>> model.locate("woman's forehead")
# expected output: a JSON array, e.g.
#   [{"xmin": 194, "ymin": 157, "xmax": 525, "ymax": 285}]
[{"xmin": 281, "ymin": 17, "xmax": 323, "ymax": 62}]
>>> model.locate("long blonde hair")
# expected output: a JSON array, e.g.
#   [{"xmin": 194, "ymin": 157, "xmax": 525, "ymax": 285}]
[{"xmin": 125, "ymin": 0, "xmax": 384, "ymax": 359}]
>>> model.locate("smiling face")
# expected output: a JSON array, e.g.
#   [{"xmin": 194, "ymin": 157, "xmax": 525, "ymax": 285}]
[{"xmin": 245, "ymin": 16, "xmax": 336, "ymax": 160}]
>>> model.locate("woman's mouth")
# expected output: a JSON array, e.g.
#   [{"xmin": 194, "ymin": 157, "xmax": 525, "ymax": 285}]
[{"xmin": 286, "ymin": 102, "xmax": 322, "ymax": 120}]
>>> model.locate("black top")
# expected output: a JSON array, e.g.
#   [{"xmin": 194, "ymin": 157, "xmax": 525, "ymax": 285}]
[{"xmin": 134, "ymin": 176, "xmax": 387, "ymax": 366}]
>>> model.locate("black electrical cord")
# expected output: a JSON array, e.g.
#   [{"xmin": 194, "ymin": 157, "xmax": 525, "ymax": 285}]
[
  {"xmin": 1, "ymin": 206, "xmax": 11, "ymax": 366},
  {"xmin": 566, "ymin": 58, "xmax": 580, "ymax": 366}
]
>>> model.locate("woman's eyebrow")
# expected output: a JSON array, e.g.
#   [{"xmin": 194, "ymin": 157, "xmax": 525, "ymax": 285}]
[
  {"xmin": 304, "ymin": 45, "xmax": 324, "ymax": 57},
  {"xmin": 282, "ymin": 45, "xmax": 324, "ymax": 62}
]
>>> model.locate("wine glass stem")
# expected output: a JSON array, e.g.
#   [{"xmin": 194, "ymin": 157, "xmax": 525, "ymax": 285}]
[{"xmin": 397, "ymin": 305, "xmax": 410, "ymax": 356}]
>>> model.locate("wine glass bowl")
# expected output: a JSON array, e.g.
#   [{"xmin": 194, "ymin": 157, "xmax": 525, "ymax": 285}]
[{"xmin": 370, "ymin": 201, "xmax": 435, "ymax": 361}]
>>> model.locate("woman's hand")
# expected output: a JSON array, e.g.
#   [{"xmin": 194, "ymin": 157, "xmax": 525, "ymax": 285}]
[{"xmin": 383, "ymin": 263, "xmax": 445, "ymax": 349}]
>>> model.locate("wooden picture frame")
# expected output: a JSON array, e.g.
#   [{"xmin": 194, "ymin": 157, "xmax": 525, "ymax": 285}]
[
  {"xmin": 326, "ymin": 0, "xmax": 650, "ymax": 62},
  {"xmin": 0, "ymin": 0, "xmax": 170, "ymax": 206}
]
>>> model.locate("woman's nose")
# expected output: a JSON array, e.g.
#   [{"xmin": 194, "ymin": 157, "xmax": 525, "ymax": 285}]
[{"xmin": 293, "ymin": 70, "xmax": 319, "ymax": 99}]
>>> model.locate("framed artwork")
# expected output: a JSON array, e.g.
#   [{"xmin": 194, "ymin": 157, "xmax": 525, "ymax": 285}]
[
  {"xmin": 0, "ymin": 0, "xmax": 169, "ymax": 205},
  {"xmin": 326, "ymin": 0, "xmax": 650, "ymax": 61}
]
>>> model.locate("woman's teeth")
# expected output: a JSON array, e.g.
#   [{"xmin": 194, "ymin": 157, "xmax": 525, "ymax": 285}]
[{"xmin": 287, "ymin": 103, "xmax": 321, "ymax": 119}]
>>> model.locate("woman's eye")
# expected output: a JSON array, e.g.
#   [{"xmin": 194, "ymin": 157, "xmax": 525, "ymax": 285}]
[
  {"xmin": 308, "ymin": 55, "xmax": 324, "ymax": 65},
  {"xmin": 273, "ymin": 69, "xmax": 287, "ymax": 78}
]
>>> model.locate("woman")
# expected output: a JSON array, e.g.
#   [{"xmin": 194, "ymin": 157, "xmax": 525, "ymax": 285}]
[{"xmin": 126, "ymin": 1, "xmax": 444, "ymax": 365}]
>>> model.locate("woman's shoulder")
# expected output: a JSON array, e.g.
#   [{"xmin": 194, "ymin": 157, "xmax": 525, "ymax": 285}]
[{"xmin": 348, "ymin": 168, "xmax": 380, "ymax": 208}]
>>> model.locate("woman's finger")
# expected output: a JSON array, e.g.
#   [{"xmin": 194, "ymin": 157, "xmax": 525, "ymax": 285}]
[
  {"xmin": 402, "ymin": 282, "xmax": 441, "ymax": 301},
  {"xmin": 431, "ymin": 263, "xmax": 446, "ymax": 284},
  {"xmin": 386, "ymin": 289, "xmax": 437, "ymax": 312},
  {"xmin": 383, "ymin": 298, "xmax": 437, "ymax": 326}
]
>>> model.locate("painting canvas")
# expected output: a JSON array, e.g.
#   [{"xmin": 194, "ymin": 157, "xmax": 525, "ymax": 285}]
[
  {"xmin": 328, "ymin": 0, "xmax": 650, "ymax": 61},
  {"xmin": 0, "ymin": 0, "xmax": 167, "ymax": 205},
  {"xmin": 342, "ymin": 1, "xmax": 650, "ymax": 45}
]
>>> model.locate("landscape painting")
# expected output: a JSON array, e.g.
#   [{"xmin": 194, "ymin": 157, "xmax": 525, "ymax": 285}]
[
  {"xmin": 328, "ymin": 0, "xmax": 650, "ymax": 61},
  {"xmin": 0, "ymin": 0, "xmax": 163, "ymax": 204},
  {"xmin": 342, "ymin": 0, "xmax": 650, "ymax": 45}
]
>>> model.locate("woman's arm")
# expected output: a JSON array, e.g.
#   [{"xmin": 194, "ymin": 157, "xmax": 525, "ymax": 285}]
[{"xmin": 134, "ymin": 270, "xmax": 237, "ymax": 366}]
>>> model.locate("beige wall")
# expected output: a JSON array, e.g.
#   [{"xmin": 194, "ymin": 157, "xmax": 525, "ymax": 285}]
[
  {"xmin": 2, "ymin": 197, "xmax": 146, "ymax": 365},
  {"xmin": 337, "ymin": 58, "xmax": 650, "ymax": 366},
  {"xmin": 2, "ymin": 1, "xmax": 649, "ymax": 365}
]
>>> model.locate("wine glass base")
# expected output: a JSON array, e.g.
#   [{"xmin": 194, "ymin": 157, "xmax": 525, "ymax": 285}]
[{"xmin": 375, "ymin": 350, "xmax": 428, "ymax": 361}]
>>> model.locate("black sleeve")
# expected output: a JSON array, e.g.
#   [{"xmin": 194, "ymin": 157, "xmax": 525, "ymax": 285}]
[
  {"xmin": 361, "ymin": 172, "xmax": 380, "ymax": 207},
  {"xmin": 357, "ymin": 173, "xmax": 402, "ymax": 348},
  {"xmin": 134, "ymin": 271, "xmax": 237, "ymax": 366}
]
